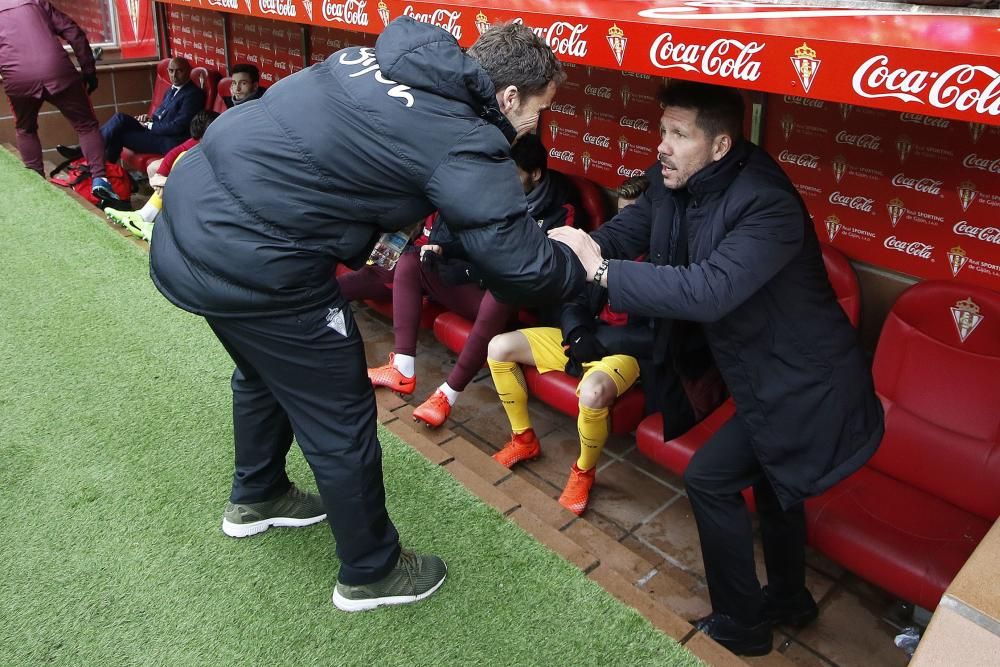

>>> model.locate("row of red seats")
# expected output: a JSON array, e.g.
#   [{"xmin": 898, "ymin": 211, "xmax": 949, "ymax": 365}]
[{"xmin": 121, "ymin": 59, "xmax": 238, "ymax": 173}]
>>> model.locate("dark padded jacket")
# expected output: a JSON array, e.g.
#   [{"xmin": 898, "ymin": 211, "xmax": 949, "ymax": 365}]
[
  {"xmin": 150, "ymin": 17, "xmax": 583, "ymax": 317},
  {"xmin": 596, "ymin": 141, "xmax": 883, "ymax": 509}
]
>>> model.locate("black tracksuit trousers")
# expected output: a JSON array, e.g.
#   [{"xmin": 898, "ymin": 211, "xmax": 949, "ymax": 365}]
[
  {"xmin": 683, "ymin": 416, "xmax": 807, "ymax": 625},
  {"xmin": 206, "ymin": 291, "xmax": 400, "ymax": 586}
]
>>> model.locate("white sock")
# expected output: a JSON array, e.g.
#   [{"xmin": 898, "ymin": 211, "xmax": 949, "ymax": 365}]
[
  {"xmin": 438, "ymin": 382, "xmax": 460, "ymax": 405},
  {"xmin": 139, "ymin": 201, "xmax": 159, "ymax": 222},
  {"xmin": 392, "ymin": 353, "xmax": 415, "ymax": 377}
]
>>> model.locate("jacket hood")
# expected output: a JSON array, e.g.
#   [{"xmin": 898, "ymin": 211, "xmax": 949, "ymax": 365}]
[{"xmin": 377, "ymin": 17, "xmax": 495, "ymax": 113}]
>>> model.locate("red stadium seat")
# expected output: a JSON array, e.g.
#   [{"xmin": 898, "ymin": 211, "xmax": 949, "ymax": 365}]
[
  {"xmin": 121, "ymin": 61, "xmax": 220, "ymax": 174},
  {"xmin": 213, "ymin": 77, "xmax": 233, "ymax": 114},
  {"xmin": 565, "ymin": 173, "xmax": 612, "ymax": 230},
  {"xmin": 636, "ymin": 244, "xmax": 861, "ymax": 475},
  {"xmin": 806, "ymin": 281, "xmax": 1000, "ymax": 610}
]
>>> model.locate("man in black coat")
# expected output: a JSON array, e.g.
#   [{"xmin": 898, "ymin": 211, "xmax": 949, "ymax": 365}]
[
  {"xmin": 149, "ymin": 18, "xmax": 584, "ymax": 613},
  {"xmin": 551, "ymin": 81, "xmax": 883, "ymax": 655}
]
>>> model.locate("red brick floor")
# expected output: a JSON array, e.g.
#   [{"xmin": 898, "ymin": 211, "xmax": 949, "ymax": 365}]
[{"xmin": 355, "ymin": 303, "xmax": 912, "ymax": 667}]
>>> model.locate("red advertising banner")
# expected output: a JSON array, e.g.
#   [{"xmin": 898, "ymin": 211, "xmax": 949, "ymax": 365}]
[
  {"xmin": 764, "ymin": 96, "xmax": 1000, "ymax": 291},
  {"xmin": 115, "ymin": 0, "xmax": 159, "ymax": 58},
  {"xmin": 155, "ymin": 0, "xmax": 1000, "ymax": 127},
  {"xmin": 228, "ymin": 15, "xmax": 306, "ymax": 83},
  {"xmin": 167, "ymin": 6, "xmax": 227, "ymax": 72}
]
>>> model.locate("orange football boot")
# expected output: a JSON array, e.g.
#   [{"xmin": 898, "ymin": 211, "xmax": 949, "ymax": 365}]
[
  {"xmin": 412, "ymin": 389, "xmax": 451, "ymax": 428},
  {"xmin": 492, "ymin": 429, "xmax": 541, "ymax": 468},
  {"xmin": 368, "ymin": 353, "xmax": 415, "ymax": 395},
  {"xmin": 558, "ymin": 463, "xmax": 596, "ymax": 516}
]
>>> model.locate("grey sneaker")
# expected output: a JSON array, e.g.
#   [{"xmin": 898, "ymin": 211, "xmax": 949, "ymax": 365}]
[
  {"xmin": 221, "ymin": 485, "xmax": 327, "ymax": 538},
  {"xmin": 332, "ymin": 549, "xmax": 447, "ymax": 612}
]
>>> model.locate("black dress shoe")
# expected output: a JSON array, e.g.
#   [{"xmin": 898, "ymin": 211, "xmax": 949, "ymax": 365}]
[
  {"xmin": 692, "ymin": 612, "xmax": 773, "ymax": 656},
  {"xmin": 56, "ymin": 144, "xmax": 84, "ymax": 161},
  {"xmin": 762, "ymin": 585, "xmax": 819, "ymax": 628}
]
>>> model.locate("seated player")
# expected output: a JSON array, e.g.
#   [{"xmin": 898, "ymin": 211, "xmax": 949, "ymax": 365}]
[
  {"xmin": 367, "ymin": 133, "xmax": 581, "ymax": 428},
  {"xmin": 222, "ymin": 63, "xmax": 266, "ymax": 108},
  {"xmin": 106, "ymin": 110, "xmax": 219, "ymax": 240}
]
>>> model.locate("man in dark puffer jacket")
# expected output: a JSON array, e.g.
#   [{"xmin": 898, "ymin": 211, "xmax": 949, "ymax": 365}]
[
  {"xmin": 552, "ymin": 81, "xmax": 883, "ymax": 655},
  {"xmin": 148, "ymin": 18, "xmax": 584, "ymax": 612}
]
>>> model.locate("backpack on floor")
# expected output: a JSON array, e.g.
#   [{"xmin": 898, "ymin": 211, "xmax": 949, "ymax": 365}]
[{"xmin": 49, "ymin": 158, "xmax": 135, "ymax": 206}]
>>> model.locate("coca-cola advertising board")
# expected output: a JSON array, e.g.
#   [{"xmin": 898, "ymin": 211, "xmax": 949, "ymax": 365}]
[
  {"xmin": 228, "ymin": 15, "xmax": 306, "ymax": 83},
  {"xmin": 767, "ymin": 96, "xmax": 1000, "ymax": 290},
  {"xmin": 155, "ymin": 0, "xmax": 1000, "ymax": 127},
  {"xmin": 167, "ymin": 6, "xmax": 227, "ymax": 72},
  {"xmin": 309, "ymin": 25, "xmax": 376, "ymax": 64},
  {"xmin": 542, "ymin": 64, "xmax": 663, "ymax": 188}
]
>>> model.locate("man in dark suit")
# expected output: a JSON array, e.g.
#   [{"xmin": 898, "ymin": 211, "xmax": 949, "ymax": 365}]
[{"xmin": 60, "ymin": 57, "xmax": 205, "ymax": 162}]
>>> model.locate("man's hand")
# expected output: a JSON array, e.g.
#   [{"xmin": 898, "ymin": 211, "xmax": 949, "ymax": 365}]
[
  {"xmin": 82, "ymin": 73, "xmax": 99, "ymax": 94},
  {"xmin": 548, "ymin": 227, "xmax": 604, "ymax": 280},
  {"xmin": 136, "ymin": 113, "xmax": 150, "ymax": 123}
]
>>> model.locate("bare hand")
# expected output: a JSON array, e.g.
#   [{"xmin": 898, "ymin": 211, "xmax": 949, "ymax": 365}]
[
  {"xmin": 420, "ymin": 244, "xmax": 443, "ymax": 258},
  {"xmin": 548, "ymin": 227, "xmax": 604, "ymax": 280},
  {"xmin": 136, "ymin": 113, "xmax": 149, "ymax": 123}
]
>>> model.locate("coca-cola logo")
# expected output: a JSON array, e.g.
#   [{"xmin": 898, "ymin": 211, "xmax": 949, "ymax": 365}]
[
  {"xmin": 835, "ymin": 130, "xmax": 881, "ymax": 151},
  {"xmin": 954, "ymin": 221, "xmax": 1000, "ymax": 245},
  {"xmin": 783, "ymin": 95, "xmax": 825, "ymax": 109},
  {"xmin": 899, "ymin": 112, "xmax": 950, "ymax": 128},
  {"xmin": 585, "ymin": 85, "xmax": 613, "ymax": 99},
  {"xmin": 778, "ymin": 150, "xmax": 819, "ymax": 169},
  {"xmin": 649, "ymin": 33, "xmax": 763, "ymax": 82},
  {"xmin": 617, "ymin": 166, "xmax": 644, "ymax": 178},
  {"xmin": 259, "ymin": 0, "xmax": 296, "ymax": 17},
  {"xmin": 322, "ymin": 0, "xmax": 369, "ymax": 25},
  {"xmin": 583, "ymin": 133, "xmax": 610, "ymax": 148},
  {"xmin": 548, "ymin": 148, "xmax": 575, "ymax": 163},
  {"xmin": 829, "ymin": 191, "xmax": 875, "ymax": 213},
  {"xmin": 403, "ymin": 6, "xmax": 462, "ymax": 39},
  {"xmin": 549, "ymin": 103, "xmax": 576, "ymax": 116},
  {"xmin": 853, "ymin": 55, "xmax": 1000, "ymax": 117},
  {"xmin": 962, "ymin": 153, "xmax": 1000, "ymax": 174},
  {"xmin": 884, "ymin": 235, "xmax": 934, "ymax": 259},
  {"xmin": 207, "ymin": 0, "xmax": 238, "ymax": 8},
  {"xmin": 891, "ymin": 173, "xmax": 943, "ymax": 195},
  {"xmin": 620, "ymin": 116, "xmax": 650, "ymax": 131},
  {"xmin": 517, "ymin": 20, "xmax": 588, "ymax": 58}
]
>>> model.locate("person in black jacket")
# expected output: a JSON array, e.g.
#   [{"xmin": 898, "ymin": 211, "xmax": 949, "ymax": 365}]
[
  {"xmin": 222, "ymin": 63, "xmax": 266, "ymax": 108},
  {"xmin": 367, "ymin": 133, "xmax": 581, "ymax": 429},
  {"xmin": 148, "ymin": 18, "xmax": 584, "ymax": 613},
  {"xmin": 551, "ymin": 80, "xmax": 883, "ymax": 655}
]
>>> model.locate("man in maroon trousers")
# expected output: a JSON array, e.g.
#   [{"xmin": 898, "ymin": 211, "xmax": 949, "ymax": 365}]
[{"xmin": 0, "ymin": 0, "xmax": 119, "ymax": 201}]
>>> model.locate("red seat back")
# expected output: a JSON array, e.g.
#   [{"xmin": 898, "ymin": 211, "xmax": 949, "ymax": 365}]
[
  {"xmin": 869, "ymin": 281, "xmax": 1000, "ymax": 520},
  {"xmin": 214, "ymin": 77, "xmax": 233, "ymax": 114},
  {"xmin": 820, "ymin": 243, "xmax": 861, "ymax": 328},
  {"xmin": 190, "ymin": 67, "xmax": 221, "ymax": 111},
  {"xmin": 148, "ymin": 58, "xmax": 173, "ymax": 116},
  {"xmin": 564, "ymin": 173, "xmax": 610, "ymax": 231}
]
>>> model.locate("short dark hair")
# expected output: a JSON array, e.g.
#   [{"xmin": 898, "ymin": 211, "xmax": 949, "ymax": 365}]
[
  {"xmin": 190, "ymin": 110, "xmax": 219, "ymax": 139},
  {"xmin": 510, "ymin": 133, "xmax": 548, "ymax": 175},
  {"xmin": 617, "ymin": 174, "xmax": 649, "ymax": 200},
  {"xmin": 467, "ymin": 22, "xmax": 566, "ymax": 97},
  {"xmin": 657, "ymin": 80, "xmax": 744, "ymax": 141},
  {"xmin": 230, "ymin": 63, "xmax": 261, "ymax": 84}
]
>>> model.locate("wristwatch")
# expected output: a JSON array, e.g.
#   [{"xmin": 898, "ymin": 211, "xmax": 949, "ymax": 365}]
[{"xmin": 592, "ymin": 258, "xmax": 610, "ymax": 285}]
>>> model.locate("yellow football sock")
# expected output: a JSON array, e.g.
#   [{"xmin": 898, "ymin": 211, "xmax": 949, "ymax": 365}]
[
  {"xmin": 577, "ymin": 404, "xmax": 609, "ymax": 470},
  {"xmin": 487, "ymin": 358, "xmax": 532, "ymax": 433}
]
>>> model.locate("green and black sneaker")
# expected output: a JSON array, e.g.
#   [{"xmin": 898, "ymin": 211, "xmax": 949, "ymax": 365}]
[
  {"xmin": 332, "ymin": 548, "xmax": 447, "ymax": 612},
  {"xmin": 221, "ymin": 485, "xmax": 327, "ymax": 538}
]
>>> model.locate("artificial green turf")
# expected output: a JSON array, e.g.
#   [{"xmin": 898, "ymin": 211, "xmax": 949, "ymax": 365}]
[{"xmin": 0, "ymin": 148, "xmax": 700, "ymax": 667}]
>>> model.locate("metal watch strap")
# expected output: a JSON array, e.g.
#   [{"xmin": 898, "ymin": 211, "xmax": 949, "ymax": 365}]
[{"xmin": 593, "ymin": 258, "xmax": 610, "ymax": 284}]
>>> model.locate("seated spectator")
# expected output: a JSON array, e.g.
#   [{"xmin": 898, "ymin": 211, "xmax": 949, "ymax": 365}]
[
  {"xmin": 106, "ymin": 110, "xmax": 219, "ymax": 240},
  {"xmin": 222, "ymin": 64, "xmax": 266, "ymax": 108},
  {"xmin": 367, "ymin": 133, "xmax": 580, "ymax": 428},
  {"xmin": 58, "ymin": 57, "xmax": 205, "ymax": 164},
  {"xmin": 616, "ymin": 173, "xmax": 649, "ymax": 211}
]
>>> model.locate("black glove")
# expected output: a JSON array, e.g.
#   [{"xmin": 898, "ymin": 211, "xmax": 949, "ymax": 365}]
[
  {"xmin": 563, "ymin": 326, "xmax": 609, "ymax": 377},
  {"xmin": 82, "ymin": 73, "xmax": 99, "ymax": 94}
]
